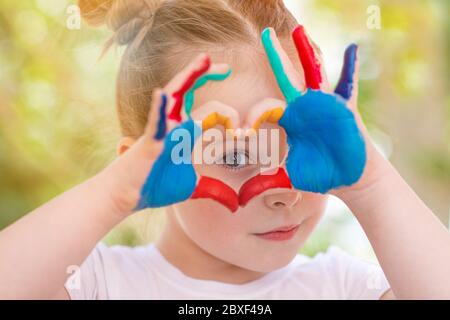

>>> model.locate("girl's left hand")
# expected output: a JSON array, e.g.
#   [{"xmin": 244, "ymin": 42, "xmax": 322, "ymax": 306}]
[
  {"xmin": 264, "ymin": 27, "xmax": 450, "ymax": 301},
  {"xmin": 261, "ymin": 26, "xmax": 390, "ymax": 199}
]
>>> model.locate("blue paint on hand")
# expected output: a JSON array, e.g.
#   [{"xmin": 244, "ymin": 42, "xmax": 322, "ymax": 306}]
[
  {"xmin": 279, "ymin": 90, "xmax": 366, "ymax": 193},
  {"xmin": 261, "ymin": 30, "xmax": 365, "ymax": 193},
  {"xmin": 136, "ymin": 119, "xmax": 201, "ymax": 209}
]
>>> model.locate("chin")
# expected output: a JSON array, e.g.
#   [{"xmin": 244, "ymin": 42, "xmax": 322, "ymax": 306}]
[
  {"xmin": 235, "ymin": 242, "xmax": 302, "ymax": 273},
  {"xmin": 253, "ymin": 252, "xmax": 299, "ymax": 273}
]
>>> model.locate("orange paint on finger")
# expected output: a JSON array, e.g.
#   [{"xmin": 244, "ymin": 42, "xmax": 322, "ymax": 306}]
[
  {"xmin": 251, "ymin": 107, "xmax": 284, "ymax": 130},
  {"xmin": 202, "ymin": 112, "xmax": 233, "ymax": 131},
  {"xmin": 201, "ymin": 107, "xmax": 284, "ymax": 135}
]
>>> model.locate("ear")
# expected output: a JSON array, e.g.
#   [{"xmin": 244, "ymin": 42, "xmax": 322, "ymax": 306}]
[{"xmin": 116, "ymin": 136, "xmax": 136, "ymax": 155}]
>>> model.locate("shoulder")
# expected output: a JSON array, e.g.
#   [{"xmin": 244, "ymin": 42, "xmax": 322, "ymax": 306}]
[
  {"xmin": 283, "ymin": 246, "xmax": 390, "ymax": 299},
  {"xmin": 95, "ymin": 242, "xmax": 152, "ymax": 271},
  {"xmin": 66, "ymin": 242, "xmax": 158, "ymax": 300},
  {"xmin": 289, "ymin": 246, "xmax": 364, "ymax": 275}
]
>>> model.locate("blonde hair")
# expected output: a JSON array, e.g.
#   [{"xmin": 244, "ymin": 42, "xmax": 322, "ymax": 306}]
[{"xmin": 78, "ymin": 0, "xmax": 298, "ymax": 138}]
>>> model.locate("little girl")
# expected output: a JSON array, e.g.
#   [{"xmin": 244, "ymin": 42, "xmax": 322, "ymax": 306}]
[{"xmin": 1, "ymin": 0, "xmax": 450, "ymax": 300}]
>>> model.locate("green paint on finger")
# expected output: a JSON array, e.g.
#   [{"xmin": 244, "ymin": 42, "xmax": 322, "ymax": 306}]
[
  {"xmin": 184, "ymin": 70, "xmax": 232, "ymax": 117},
  {"xmin": 261, "ymin": 28, "xmax": 301, "ymax": 103}
]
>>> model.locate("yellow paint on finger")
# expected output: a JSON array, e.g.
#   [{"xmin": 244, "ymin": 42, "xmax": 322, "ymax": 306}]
[
  {"xmin": 202, "ymin": 112, "xmax": 233, "ymax": 131},
  {"xmin": 252, "ymin": 107, "xmax": 284, "ymax": 130},
  {"xmin": 202, "ymin": 107, "xmax": 284, "ymax": 134}
]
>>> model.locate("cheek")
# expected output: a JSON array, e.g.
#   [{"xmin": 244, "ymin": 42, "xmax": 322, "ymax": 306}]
[
  {"xmin": 294, "ymin": 195, "xmax": 327, "ymax": 249},
  {"xmin": 297, "ymin": 192, "xmax": 328, "ymax": 228},
  {"xmin": 173, "ymin": 199, "xmax": 250, "ymax": 250}
]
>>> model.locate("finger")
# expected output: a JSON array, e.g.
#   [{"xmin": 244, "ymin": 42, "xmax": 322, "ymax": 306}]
[
  {"xmin": 261, "ymin": 27, "xmax": 304, "ymax": 103},
  {"xmin": 165, "ymin": 53, "xmax": 211, "ymax": 123},
  {"xmin": 183, "ymin": 64, "xmax": 232, "ymax": 118},
  {"xmin": 349, "ymin": 47, "xmax": 360, "ymax": 110},
  {"xmin": 292, "ymin": 25, "xmax": 323, "ymax": 90},
  {"xmin": 334, "ymin": 44, "xmax": 359, "ymax": 104},
  {"xmin": 153, "ymin": 93, "xmax": 168, "ymax": 140},
  {"xmin": 144, "ymin": 88, "xmax": 165, "ymax": 139},
  {"xmin": 190, "ymin": 100, "xmax": 240, "ymax": 131},
  {"xmin": 245, "ymin": 98, "xmax": 286, "ymax": 130}
]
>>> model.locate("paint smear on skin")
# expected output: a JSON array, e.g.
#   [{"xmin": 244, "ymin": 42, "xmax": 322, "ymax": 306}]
[
  {"xmin": 191, "ymin": 176, "xmax": 239, "ymax": 213},
  {"xmin": 262, "ymin": 28, "xmax": 301, "ymax": 103},
  {"xmin": 279, "ymin": 90, "xmax": 366, "ymax": 194},
  {"xmin": 136, "ymin": 119, "xmax": 201, "ymax": 209},
  {"xmin": 239, "ymin": 168, "xmax": 292, "ymax": 207},
  {"xmin": 184, "ymin": 70, "xmax": 232, "ymax": 117},
  {"xmin": 334, "ymin": 44, "xmax": 358, "ymax": 100},
  {"xmin": 154, "ymin": 94, "xmax": 168, "ymax": 140},
  {"xmin": 168, "ymin": 56, "xmax": 211, "ymax": 122},
  {"xmin": 292, "ymin": 26, "xmax": 322, "ymax": 90}
]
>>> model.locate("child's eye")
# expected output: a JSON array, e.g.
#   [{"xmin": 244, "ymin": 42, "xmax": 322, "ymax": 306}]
[{"xmin": 221, "ymin": 150, "xmax": 251, "ymax": 171}]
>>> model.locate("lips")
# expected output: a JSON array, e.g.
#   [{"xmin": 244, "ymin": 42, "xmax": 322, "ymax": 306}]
[{"xmin": 254, "ymin": 224, "xmax": 300, "ymax": 241}]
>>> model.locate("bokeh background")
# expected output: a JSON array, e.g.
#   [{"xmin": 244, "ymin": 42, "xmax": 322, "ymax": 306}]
[{"xmin": 0, "ymin": 0, "xmax": 449, "ymax": 261}]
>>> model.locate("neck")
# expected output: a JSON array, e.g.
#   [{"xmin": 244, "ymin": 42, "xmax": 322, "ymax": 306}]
[{"xmin": 156, "ymin": 206, "xmax": 265, "ymax": 284}]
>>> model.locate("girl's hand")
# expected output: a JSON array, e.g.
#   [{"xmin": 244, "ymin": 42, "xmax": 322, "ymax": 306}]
[
  {"xmin": 98, "ymin": 54, "xmax": 230, "ymax": 217},
  {"xmin": 261, "ymin": 26, "xmax": 389, "ymax": 199}
]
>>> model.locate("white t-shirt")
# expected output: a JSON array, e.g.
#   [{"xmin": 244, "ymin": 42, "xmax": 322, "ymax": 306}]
[{"xmin": 65, "ymin": 243, "xmax": 390, "ymax": 300}]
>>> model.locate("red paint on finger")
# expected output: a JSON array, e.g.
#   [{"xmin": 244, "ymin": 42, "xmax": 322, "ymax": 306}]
[
  {"xmin": 239, "ymin": 168, "xmax": 292, "ymax": 207},
  {"xmin": 292, "ymin": 25, "xmax": 322, "ymax": 90},
  {"xmin": 191, "ymin": 168, "xmax": 293, "ymax": 213},
  {"xmin": 168, "ymin": 56, "xmax": 211, "ymax": 122},
  {"xmin": 191, "ymin": 176, "xmax": 239, "ymax": 213}
]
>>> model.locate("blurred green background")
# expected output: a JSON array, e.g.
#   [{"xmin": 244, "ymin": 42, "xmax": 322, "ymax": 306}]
[{"xmin": 0, "ymin": 0, "xmax": 449, "ymax": 260}]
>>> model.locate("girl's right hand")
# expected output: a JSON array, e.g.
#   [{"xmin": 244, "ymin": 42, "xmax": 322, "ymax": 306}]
[{"xmin": 96, "ymin": 53, "xmax": 230, "ymax": 217}]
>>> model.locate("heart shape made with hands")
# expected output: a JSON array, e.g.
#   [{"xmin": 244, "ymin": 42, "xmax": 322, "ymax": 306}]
[
  {"xmin": 189, "ymin": 98, "xmax": 293, "ymax": 213},
  {"xmin": 136, "ymin": 55, "xmax": 292, "ymax": 213},
  {"xmin": 137, "ymin": 25, "xmax": 367, "ymax": 213},
  {"xmin": 189, "ymin": 97, "xmax": 289, "ymax": 174}
]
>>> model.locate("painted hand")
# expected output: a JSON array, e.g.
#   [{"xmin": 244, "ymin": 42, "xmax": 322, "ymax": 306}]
[
  {"xmin": 262, "ymin": 26, "xmax": 366, "ymax": 194},
  {"xmin": 135, "ymin": 54, "xmax": 232, "ymax": 210}
]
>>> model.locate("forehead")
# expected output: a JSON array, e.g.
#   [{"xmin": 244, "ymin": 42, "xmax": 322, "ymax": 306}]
[
  {"xmin": 190, "ymin": 41, "xmax": 306, "ymax": 119},
  {"xmin": 192, "ymin": 57, "xmax": 284, "ymax": 119}
]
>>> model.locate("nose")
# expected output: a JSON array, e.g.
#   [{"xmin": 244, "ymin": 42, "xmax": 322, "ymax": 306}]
[{"xmin": 263, "ymin": 190, "xmax": 302, "ymax": 210}]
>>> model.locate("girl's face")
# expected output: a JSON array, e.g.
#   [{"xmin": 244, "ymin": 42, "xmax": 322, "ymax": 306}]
[{"xmin": 167, "ymin": 53, "xmax": 328, "ymax": 272}]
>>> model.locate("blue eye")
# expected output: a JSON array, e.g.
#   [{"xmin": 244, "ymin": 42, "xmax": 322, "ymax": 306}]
[{"xmin": 221, "ymin": 150, "xmax": 250, "ymax": 171}]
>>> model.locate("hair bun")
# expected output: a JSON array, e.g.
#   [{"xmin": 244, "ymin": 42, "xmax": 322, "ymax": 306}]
[
  {"xmin": 79, "ymin": 0, "xmax": 161, "ymax": 49},
  {"xmin": 78, "ymin": 0, "xmax": 114, "ymax": 27}
]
